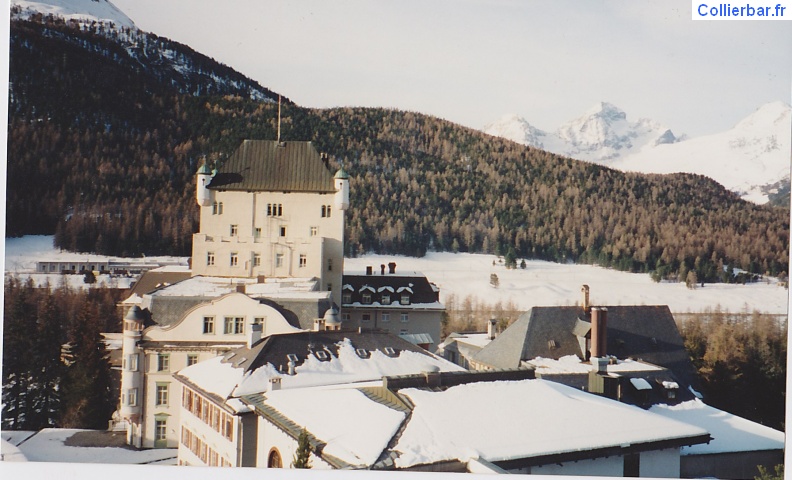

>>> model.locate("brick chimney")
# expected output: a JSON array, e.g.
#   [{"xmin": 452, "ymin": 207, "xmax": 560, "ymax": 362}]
[
  {"xmin": 366, "ymin": 266, "xmax": 373, "ymax": 276},
  {"xmin": 590, "ymin": 307, "xmax": 608, "ymax": 359}
]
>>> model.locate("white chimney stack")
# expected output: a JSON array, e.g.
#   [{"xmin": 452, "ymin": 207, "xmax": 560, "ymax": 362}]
[{"xmin": 248, "ymin": 322, "xmax": 263, "ymax": 348}]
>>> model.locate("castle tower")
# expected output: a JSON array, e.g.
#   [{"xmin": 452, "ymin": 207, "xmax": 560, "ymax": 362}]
[
  {"xmin": 120, "ymin": 305, "xmax": 146, "ymax": 448},
  {"xmin": 195, "ymin": 161, "xmax": 214, "ymax": 207},
  {"xmin": 334, "ymin": 168, "xmax": 350, "ymax": 211}
]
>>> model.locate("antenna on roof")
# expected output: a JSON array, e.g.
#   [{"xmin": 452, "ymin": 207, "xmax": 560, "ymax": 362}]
[{"xmin": 277, "ymin": 95, "xmax": 282, "ymax": 143}]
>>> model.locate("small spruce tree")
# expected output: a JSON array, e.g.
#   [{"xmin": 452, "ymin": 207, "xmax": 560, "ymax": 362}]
[{"xmin": 292, "ymin": 428, "xmax": 312, "ymax": 469}]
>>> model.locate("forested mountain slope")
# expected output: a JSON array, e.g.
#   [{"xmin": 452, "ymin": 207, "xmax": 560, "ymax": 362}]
[{"xmin": 7, "ymin": 14, "xmax": 789, "ymax": 282}]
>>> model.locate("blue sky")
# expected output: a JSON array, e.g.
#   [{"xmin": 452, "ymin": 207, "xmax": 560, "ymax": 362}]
[{"xmin": 47, "ymin": 0, "xmax": 792, "ymax": 136}]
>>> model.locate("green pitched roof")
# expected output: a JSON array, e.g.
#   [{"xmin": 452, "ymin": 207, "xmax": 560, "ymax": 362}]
[{"xmin": 208, "ymin": 140, "xmax": 336, "ymax": 193}]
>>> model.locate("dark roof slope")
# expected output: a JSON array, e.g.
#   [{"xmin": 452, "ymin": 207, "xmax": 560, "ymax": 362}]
[
  {"xmin": 229, "ymin": 329, "xmax": 438, "ymax": 374},
  {"xmin": 472, "ymin": 305, "xmax": 699, "ymax": 389},
  {"xmin": 208, "ymin": 140, "xmax": 336, "ymax": 193},
  {"xmin": 342, "ymin": 273, "xmax": 440, "ymax": 305},
  {"xmin": 127, "ymin": 270, "xmax": 191, "ymax": 297}
]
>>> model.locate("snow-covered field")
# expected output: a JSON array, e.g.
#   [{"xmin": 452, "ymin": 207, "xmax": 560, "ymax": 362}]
[
  {"xmin": 3, "ymin": 236, "xmax": 186, "ymax": 289},
  {"xmin": 4, "ymin": 236, "xmax": 787, "ymax": 314},
  {"xmin": 347, "ymin": 252, "xmax": 789, "ymax": 314}
]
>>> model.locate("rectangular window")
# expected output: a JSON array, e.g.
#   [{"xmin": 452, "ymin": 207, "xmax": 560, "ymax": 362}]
[
  {"xmin": 230, "ymin": 252, "xmax": 238, "ymax": 267},
  {"xmin": 328, "ymin": 258, "xmax": 333, "ymax": 271},
  {"xmin": 401, "ymin": 313, "xmax": 409, "ymax": 323},
  {"xmin": 155, "ymin": 419, "xmax": 167, "ymax": 441},
  {"xmin": 230, "ymin": 224, "xmax": 238, "ymax": 236},
  {"xmin": 381, "ymin": 294, "xmax": 390, "ymax": 304},
  {"xmin": 127, "ymin": 388, "xmax": 138, "ymax": 406},
  {"xmin": 206, "ymin": 252, "xmax": 215, "ymax": 266},
  {"xmin": 310, "ymin": 226, "xmax": 318, "ymax": 237},
  {"xmin": 187, "ymin": 354, "xmax": 198, "ymax": 366},
  {"xmin": 267, "ymin": 204, "xmax": 283, "ymax": 217},
  {"xmin": 382, "ymin": 313, "xmax": 390, "ymax": 323},
  {"xmin": 128, "ymin": 354, "xmax": 139, "ymax": 372},
  {"xmin": 157, "ymin": 354, "xmax": 170, "ymax": 372},
  {"xmin": 267, "ymin": 204, "xmax": 272, "ymax": 216},
  {"xmin": 275, "ymin": 253, "xmax": 284, "ymax": 268},
  {"xmin": 212, "ymin": 202, "xmax": 218, "ymax": 215},
  {"xmin": 362, "ymin": 293, "xmax": 372, "ymax": 304},
  {"xmin": 156, "ymin": 383, "xmax": 169, "ymax": 406},
  {"xmin": 299, "ymin": 254, "xmax": 307, "ymax": 268},
  {"xmin": 218, "ymin": 202, "xmax": 223, "ymax": 215},
  {"xmin": 362, "ymin": 314, "xmax": 371, "ymax": 323},
  {"xmin": 203, "ymin": 316, "xmax": 215, "ymax": 334},
  {"xmin": 400, "ymin": 294, "xmax": 411, "ymax": 305},
  {"xmin": 342, "ymin": 293, "xmax": 352, "ymax": 304},
  {"xmin": 224, "ymin": 317, "xmax": 245, "ymax": 334},
  {"xmin": 279, "ymin": 226, "xmax": 287, "ymax": 237},
  {"xmin": 343, "ymin": 313, "xmax": 351, "ymax": 321},
  {"xmin": 253, "ymin": 253, "xmax": 261, "ymax": 267},
  {"xmin": 254, "ymin": 227, "xmax": 262, "ymax": 238}
]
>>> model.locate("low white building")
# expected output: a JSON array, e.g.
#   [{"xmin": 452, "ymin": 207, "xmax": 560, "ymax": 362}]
[
  {"xmin": 172, "ymin": 329, "xmax": 462, "ymax": 467},
  {"xmin": 242, "ymin": 370, "xmax": 711, "ymax": 476}
]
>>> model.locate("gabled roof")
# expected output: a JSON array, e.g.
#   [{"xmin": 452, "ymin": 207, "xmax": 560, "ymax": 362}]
[
  {"xmin": 126, "ymin": 269, "xmax": 191, "ymax": 297},
  {"xmin": 471, "ymin": 305, "xmax": 698, "ymax": 389},
  {"xmin": 342, "ymin": 273, "xmax": 440, "ymax": 305},
  {"xmin": 208, "ymin": 140, "xmax": 336, "ymax": 193}
]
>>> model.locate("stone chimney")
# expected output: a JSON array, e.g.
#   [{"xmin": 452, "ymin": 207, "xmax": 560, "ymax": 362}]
[
  {"xmin": 487, "ymin": 318, "xmax": 497, "ymax": 340},
  {"xmin": 248, "ymin": 322, "xmax": 263, "ymax": 348},
  {"xmin": 581, "ymin": 284, "xmax": 590, "ymax": 312},
  {"xmin": 388, "ymin": 262, "xmax": 397, "ymax": 274},
  {"xmin": 313, "ymin": 318, "xmax": 326, "ymax": 332}
]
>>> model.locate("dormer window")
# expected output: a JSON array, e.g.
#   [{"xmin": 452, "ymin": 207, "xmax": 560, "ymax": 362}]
[
  {"xmin": 383, "ymin": 347, "xmax": 397, "ymax": 357},
  {"xmin": 400, "ymin": 294, "xmax": 410, "ymax": 305},
  {"xmin": 355, "ymin": 348, "xmax": 370, "ymax": 358},
  {"xmin": 362, "ymin": 293, "xmax": 372, "ymax": 304},
  {"xmin": 314, "ymin": 351, "xmax": 330, "ymax": 362},
  {"xmin": 286, "ymin": 354, "xmax": 299, "ymax": 363},
  {"xmin": 342, "ymin": 293, "xmax": 352, "ymax": 304},
  {"xmin": 381, "ymin": 294, "xmax": 391, "ymax": 304}
]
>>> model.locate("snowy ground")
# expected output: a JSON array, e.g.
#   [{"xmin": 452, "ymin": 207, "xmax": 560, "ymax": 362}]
[
  {"xmin": 0, "ymin": 429, "xmax": 176, "ymax": 464},
  {"xmin": 347, "ymin": 252, "xmax": 789, "ymax": 314},
  {"xmin": 3, "ymin": 236, "xmax": 185, "ymax": 290},
  {"xmin": 4, "ymin": 236, "xmax": 788, "ymax": 314}
]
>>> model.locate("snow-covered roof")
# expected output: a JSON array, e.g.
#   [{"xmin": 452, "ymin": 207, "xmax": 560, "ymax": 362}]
[
  {"xmin": 149, "ymin": 275, "xmax": 319, "ymax": 298},
  {"xmin": 392, "ymin": 379, "xmax": 709, "ymax": 468},
  {"xmin": 343, "ymin": 301, "xmax": 444, "ymax": 310},
  {"xmin": 262, "ymin": 384, "xmax": 406, "ymax": 466},
  {"xmin": 450, "ymin": 332, "xmax": 494, "ymax": 349},
  {"xmin": 649, "ymin": 399, "xmax": 785, "ymax": 455},
  {"xmin": 631, "ymin": 377, "xmax": 653, "ymax": 391},
  {"xmin": 176, "ymin": 337, "xmax": 463, "ymax": 411},
  {"xmin": 527, "ymin": 355, "xmax": 663, "ymax": 375}
]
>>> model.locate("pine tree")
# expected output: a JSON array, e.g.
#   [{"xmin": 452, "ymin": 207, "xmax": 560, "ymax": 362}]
[
  {"xmin": 26, "ymin": 291, "xmax": 65, "ymax": 428},
  {"xmin": 291, "ymin": 428, "xmax": 312, "ymax": 469},
  {"xmin": 61, "ymin": 300, "xmax": 115, "ymax": 429}
]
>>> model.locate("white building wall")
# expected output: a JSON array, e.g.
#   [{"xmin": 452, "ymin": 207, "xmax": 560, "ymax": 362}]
[
  {"xmin": 256, "ymin": 417, "xmax": 333, "ymax": 470},
  {"xmin": 191, "ymin": 189, "xmax": 344, "ymax": 305},
  {"xmin": 526, "ymin": 456, "xmax": 624, "ymax": 476},
  {"xmin": 640, "ymin": 448, "xmax": 680, "ymax": 477},
  {"xmin": 177, "ymin": 390, "xmax": 238, "ymax": 467}
]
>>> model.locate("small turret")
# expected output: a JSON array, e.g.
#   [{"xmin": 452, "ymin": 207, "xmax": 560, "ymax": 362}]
[
  {"xmin": 120, "ymin": 306, "xmax": 146, "ymax": 440},
  {"xmin": 334, "ymin": 168, "xmax": 349, "ymax": 211},
  {"xmin": 196, "ymin": 161, "xmax": 214, "ymax": 207}
]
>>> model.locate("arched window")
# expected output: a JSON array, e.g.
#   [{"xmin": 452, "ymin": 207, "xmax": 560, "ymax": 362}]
[{"xmin": 268, "ymin": 448, "xmax": 282, "ymax": 468}]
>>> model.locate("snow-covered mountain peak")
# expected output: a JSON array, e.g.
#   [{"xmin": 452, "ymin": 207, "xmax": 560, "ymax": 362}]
[
  {"xmin": 582, "ymin": 101, "xmax": 627, "ymax": 121},
  {"xmin": 733, "ymin": 101, "xmax": 791, "ymax": 132},
  {"xmin": 11, "ymin": 0, "xmax": 136, "ymax": 29},
  {"xmin": 482, "ymin": 114, "xmax": 548, "ymax": 148}
]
